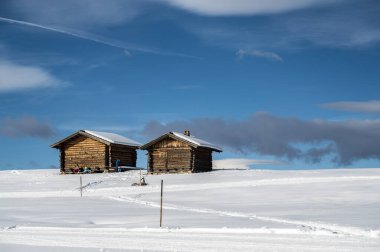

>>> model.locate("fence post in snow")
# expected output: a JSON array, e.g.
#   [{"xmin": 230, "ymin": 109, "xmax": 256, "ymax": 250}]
[
  {"xmin": 160, "ymin": 179, "xmax": 163, "ymax": 227},
  {"xmin": 80, "ymin": 175, "xmax": 83, "ymax": 197}
]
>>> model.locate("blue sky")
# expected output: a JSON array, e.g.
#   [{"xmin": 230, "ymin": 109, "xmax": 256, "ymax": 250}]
[{"xmin": 0, "ymin": 0, "xmax": 380, "ymax": 170}]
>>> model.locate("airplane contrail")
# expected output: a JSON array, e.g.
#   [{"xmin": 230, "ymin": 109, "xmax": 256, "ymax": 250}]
[{"xmin": 0, "ymin": 16, "xmax": 198, "ymax": 58}]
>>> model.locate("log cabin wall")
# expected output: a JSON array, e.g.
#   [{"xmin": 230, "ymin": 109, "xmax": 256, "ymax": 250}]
[
  {"xmin": 62, "ymin": 135, "xmax": 106, "ymax": 171},
  {"xmin": 149, "ymin": 137, "xmax": 193, "ymax": 173},
  {"xmin": 109, "ymin": 143, "xmax": 137, "ymax": 167},
  {"xmin": 193, "ymin": 148, "xmax": 213, "ymax": 172}
]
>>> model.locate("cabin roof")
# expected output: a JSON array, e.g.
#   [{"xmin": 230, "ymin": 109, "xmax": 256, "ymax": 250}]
[
  {"xmin": 50, "ymin": 130, "xmax": 141, "ymax": 148},
  {"xmin": 140, "ymin": 131, "xmax": 223, "ymax": 152}
]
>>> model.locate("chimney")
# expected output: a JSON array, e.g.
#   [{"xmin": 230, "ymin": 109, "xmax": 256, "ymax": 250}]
[{"xmin": 184, "ymin": 130, "xmax": 190, "ymax": 136}]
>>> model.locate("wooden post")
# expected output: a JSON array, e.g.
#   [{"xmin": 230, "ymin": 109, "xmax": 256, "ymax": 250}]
[
  {"xmin": 80, "ymin": 175, "xmax": 83, "ymax": 197},
  {"xmin": 160, "ymin": 179, "xmax": 163, "ymax": 227}
]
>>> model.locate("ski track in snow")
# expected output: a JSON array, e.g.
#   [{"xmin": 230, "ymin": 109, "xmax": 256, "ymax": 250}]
[
  {"xmin": 1, "ymin": 226, "xmax": 380, "ymax": 252},
  {"xmin": 107, "ymin": 195, "xmax": 380, "ymax": 239},
  {"xmin": 1, "ymin": 175, "xmax": 380, "ymax": 199}
]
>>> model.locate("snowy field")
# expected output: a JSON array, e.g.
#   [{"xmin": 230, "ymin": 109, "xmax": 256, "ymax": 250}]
[{"xmin": 1, "ymin": 168, "xmax": 380, "ymax": 251}]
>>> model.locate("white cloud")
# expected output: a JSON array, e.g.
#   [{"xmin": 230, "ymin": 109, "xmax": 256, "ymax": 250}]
[
  {"xmin": 0, "ymin": 60, "xmax": 60, "ymax": 92},
  {"xmin": 321, "ymin": 100, "xmax": 380, "ymax": 113},
  {"xmin": 236, "ymin": 49, "xmax": 283, "ymax": 61},
  {"xmin": 213, "ymin": 158, "xmax": 283, "ymax": 170},
  {"xmin": 160, "ymin": 0, "xmax": 338, "ymax": 15}
]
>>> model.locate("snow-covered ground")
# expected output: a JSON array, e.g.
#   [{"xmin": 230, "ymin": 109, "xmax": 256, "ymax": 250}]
[{"xmin": 1, "ymin": 168, "xmax": 380, "ymax": 251}]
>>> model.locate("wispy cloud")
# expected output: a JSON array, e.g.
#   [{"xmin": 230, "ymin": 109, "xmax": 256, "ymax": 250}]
[
  {"xmin": 9, "ymin": 0, "xmax": 142, "ymax": 28},
  {"xmin": 0, "ymin": 16, "xmax": 198, "ymax": 58},
  {"xmin": 0, "ymin": 17, "xmax": 146, "ymax": 54},
  {"xmin": 124, "ymin": 50, "xmax": 132, "ymax": 57},
  {"xmin": 281, "ymin": 1, "xmax": 380, "ymax": 48},
  {"xmin": 0, "ymin": 43, "xmax": 79, "ymax": 67},
  {"xmin": 0, "ymin": 59, "xmax": 60, "ymax": 92},
  {"xmin": 213, "ymin": 158, "xmax": 284, "ymax": 169},
  {"xmin": 159, "ymin": 0, "xmax": 338, "ymax": 16},
  {"xmin": 185, "ymin": 0, "xmax": 380, "ymax": 50},
  {"xmin": 142, "ymin": 112, "xmax": 380, "ymax": 165},
  {"xmin": 321, "ymin": 100, "xmax": 380, "ymax": 113},
  {"xmin": 236, "ymin": 49, "xmax": 283, "ymax": 61},
  {"xmin": 0, "ymin": 116, "xmax": 54, "ymax": 138}
]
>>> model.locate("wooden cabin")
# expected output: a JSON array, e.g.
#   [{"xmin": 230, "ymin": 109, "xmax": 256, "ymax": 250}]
[
  {"xmin": 51, "ymin": 130, "xmax": 141, "ymax": 173},
  {"xmin": 141, "ymin": 130, "xmax": 222, "ymax": 174}
]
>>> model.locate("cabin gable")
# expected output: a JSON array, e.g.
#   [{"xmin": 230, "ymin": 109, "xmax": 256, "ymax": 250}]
[
  {"xmin": 148, "ymin": 136, "xmax": 193, "ymax": 173},
  {"xmin": 151, "ymin": 137, "xmax": 191, "ymax": 149},
  {"xmin": 62, "ymin": 135, "xmax": 106, "ymax": 171}
]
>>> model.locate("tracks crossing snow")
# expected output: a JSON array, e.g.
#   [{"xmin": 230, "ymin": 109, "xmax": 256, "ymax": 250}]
[
  {"xmin": 1, "ymin": 226, "xmax": 380, "ymax": 252},
  {"xmin": 108, "ymin": 195, "xmax": 380, "ymax": 239},
  {"xmin": 1, "ymin": 175, "xmax": 380, "ymax": 199}
]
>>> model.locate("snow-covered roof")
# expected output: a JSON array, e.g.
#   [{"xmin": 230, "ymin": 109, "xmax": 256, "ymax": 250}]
[
  {"xmin": 140, "ymin": 131, "xmax": 222, "ymax": 152},
  {"xmin": 84, "ymin": 130, "xmax": 141, "ymax": 147},
  {"xmin": 51, "ymin": 130, "xmax": 141, "ymax": 148},
  {"xmin": 172, "ymin": 132, "xmax": 223, "ymax": 152}
]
